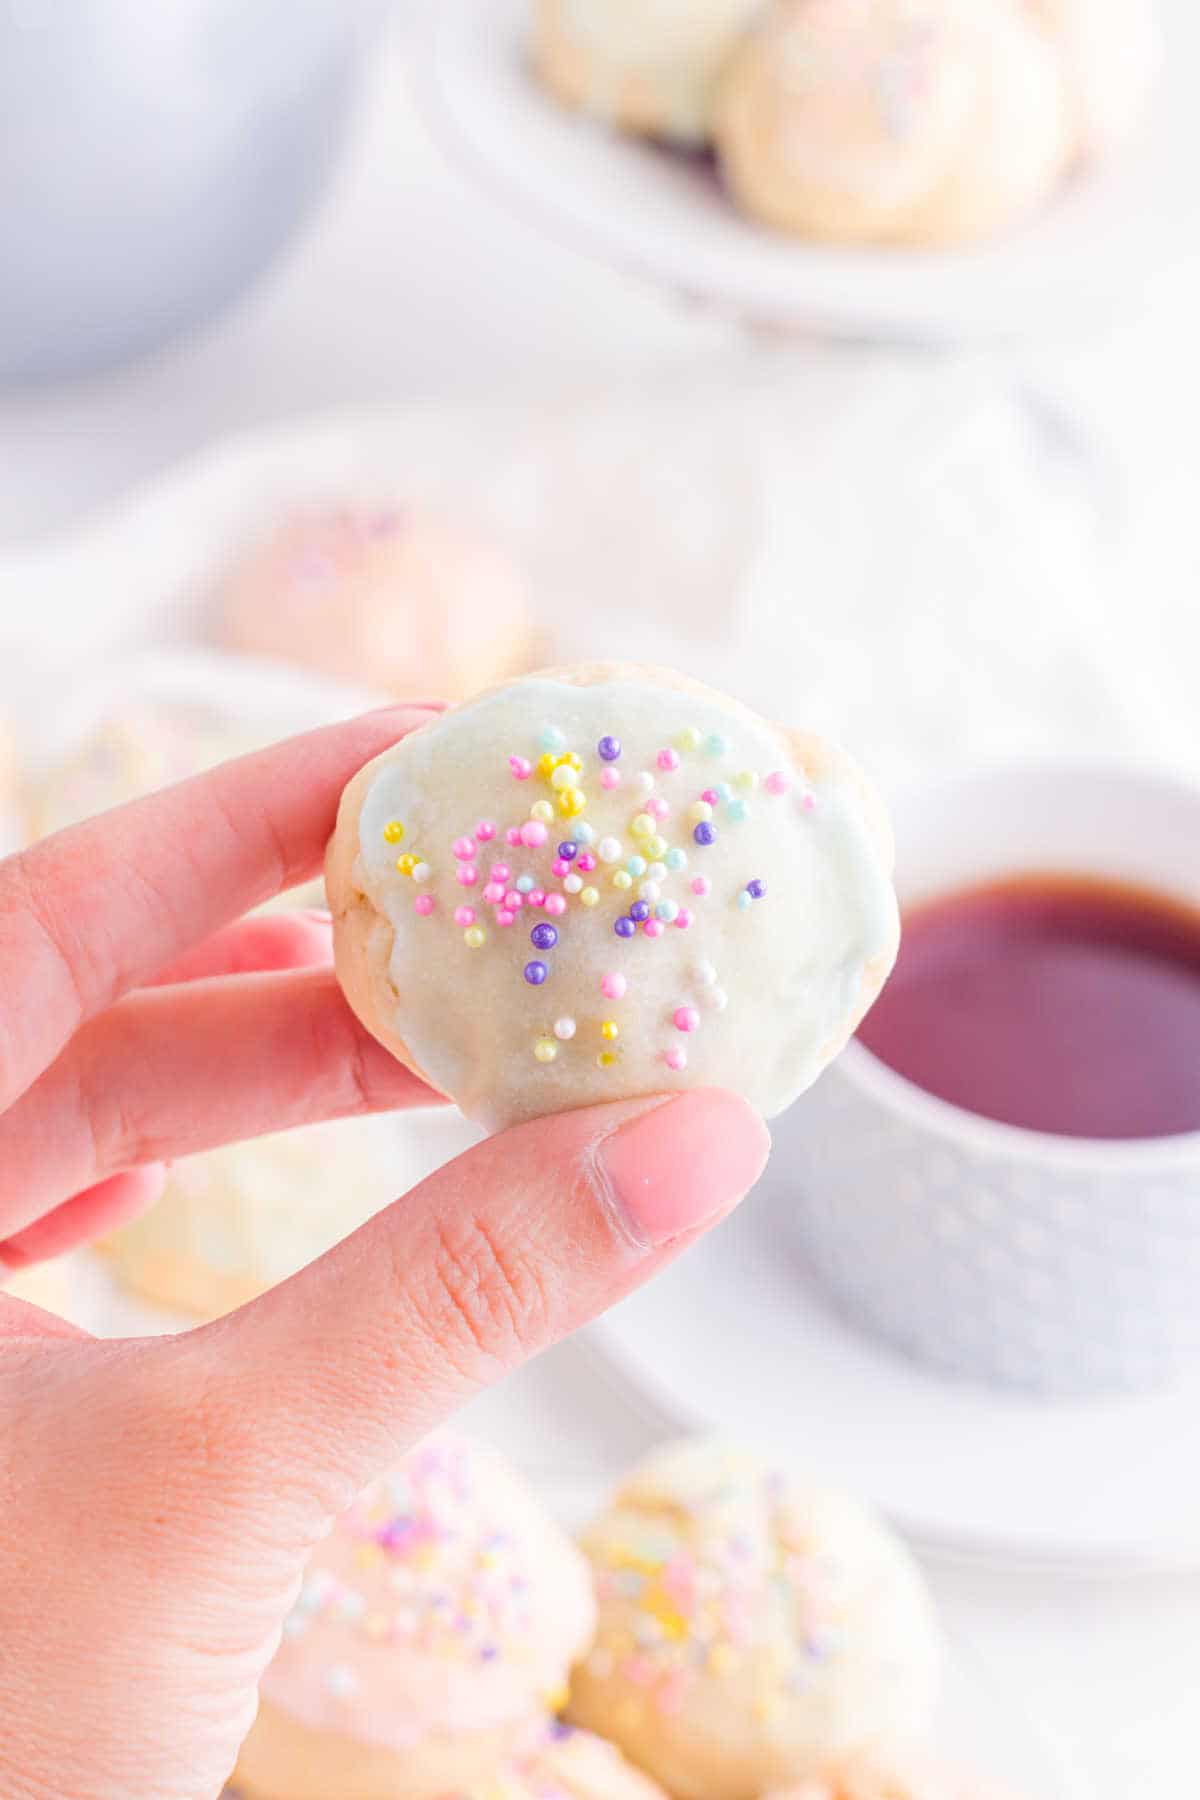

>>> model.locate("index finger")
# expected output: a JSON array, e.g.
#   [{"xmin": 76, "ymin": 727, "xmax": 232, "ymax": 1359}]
[{"xmin": 0, "ymin": 705, "xmax": 431, "ymax": 1113}]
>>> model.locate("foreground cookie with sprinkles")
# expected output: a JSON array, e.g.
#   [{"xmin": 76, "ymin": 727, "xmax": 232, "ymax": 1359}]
[
  {"xmin": 565, "ymin": 1440, "xmax": 941, "ymax": 1800},
  {"xmin": 327, "ymin": 664, "xmax": 898, "ymax": 1130},
  {"xmin": 234, "ymin": 1433, "xmax": 596, "ymax": 1800},
  {"xmin": 432, "ymin": 1719, "xmax": 672, "ymax": 1800}
]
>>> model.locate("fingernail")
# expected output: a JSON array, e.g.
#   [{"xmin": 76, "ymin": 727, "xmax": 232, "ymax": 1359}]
[{"xmin": 596, "ymin": 1089, "xmax": 771, "ymax": 1249}]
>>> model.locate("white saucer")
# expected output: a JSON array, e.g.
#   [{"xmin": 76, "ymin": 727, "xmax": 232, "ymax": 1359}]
[
  {"xmin": 589, "ymin": 1167, "xmax": 1200, "ymax": 1576},
  {"xmin": 414, "ymin": 0, "xmax": 1200, "ymax": 343}
]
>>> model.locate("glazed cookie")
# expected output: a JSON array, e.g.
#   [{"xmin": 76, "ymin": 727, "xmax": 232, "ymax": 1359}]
[
  {"xmin": 219, "ymin": 505, "xmax": 537, "ymax": 702},
  {"xmin": 565, "ymin": 1440, "xmax": 941, "ymax": 1800},
  {"xmin": 1031, "ymin": 0, "xmax": 1160, "ymax": 157},
  {"xmin": 234, "ymin": 1434, "xmax": 597, "ymax": 1800},
  {"xmin": 715, "ymin": 0, "xmax": 1070, "ymax": 246},
  {"xmin": 418, "ymin": 1719, "xmax": 672, "ymax": 1800},
  {"xmin": 532, "ymin": 0, "xmax": 764, "ymax": 145},
  {"xmin": 100, "ymin": 1117, "xmax": 394, "ymax": 1320},
  {"xmin": 327, "ymin": 665, "xmax": 898, "ymax": 1131},
  {"xmin": 764, "ymin": 1746, "xmax": 1016, "ymax": 1800}
]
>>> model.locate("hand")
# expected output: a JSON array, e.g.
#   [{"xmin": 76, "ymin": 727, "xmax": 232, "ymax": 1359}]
[{"xmin": 0, "ymin": 709, "xmax": 770, "ymax": 1800}]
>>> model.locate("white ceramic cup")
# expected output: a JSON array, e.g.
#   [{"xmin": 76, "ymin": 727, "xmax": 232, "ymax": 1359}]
[{"xmin": 780, "ymin": 760, "xmax": 1200, "ymax": 1397}]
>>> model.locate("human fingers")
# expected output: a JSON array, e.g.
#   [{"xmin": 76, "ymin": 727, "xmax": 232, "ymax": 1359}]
[
  {"xmin": 0, "ymin": 1165, "xmax": 167, "ymax": 1270},
  {"xmin": 0, "ymin": 705, "xmax": 433, "ymax": 1112},
  {"xmin": 0, "ymin": 967, "xmax": 438, "ymax": 1240},
  {"xmin": 145, "ymin": 908, "xmax": 333, "ymax": 985}
]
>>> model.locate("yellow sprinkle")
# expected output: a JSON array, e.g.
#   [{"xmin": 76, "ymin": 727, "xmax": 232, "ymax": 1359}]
[
  {"xmin": 464, "ymin": 926, "xmax": 486, "ymax": 949},
  {"xmin": 550, "ymin": 763, "xmax": 576, "ymax": 791},
  {"xmin": 383, "ymin": 820, "xmax": 405, "ymax": 844},
  {"xmin": 601, "ymin": 1019, "xmax": 619, "ymax": 1041},
  {"xmin": 736, "ymin": 770, "xmax": 758, "ymax": 791},
  {"xmin": 395, "ymin": 852, "xmax": 417, "ymax": 876},
  {"xmin": 556, "ymin": 750, "xmax": 582, "ymax": 772},
  {"xmin": 648, "ymin": 835, "xmax": 668, "ymax": 860},
  {"xmin": 612, "ymin": 870, "xmax": 633, "ymax": 891},
  {"xmin": 580, "ymin": 885, "xmax": 599, "ymax": 907},
  {"xmin": 537, "ymin": 752, "xmax": 558, "ymax": 779},
  {"xmin": 631, "ymin": 813, "xmax": 655, "ymax": 839},
  {"xmin": 542, "ymin": 1683, "xmax": 570, "ymax": 1712},
  {"xmin": 688, "ymin": 800, "xmax": 713, "ymax": 824},
  {"xmin": 676, "ymin": 726, "xmax": 702, "ymax": 753},
  {"xmin": 598, "ymin": 1050, "xmax": 618, "ymax": 1068},
  {"xmin": 558, "ymin": 788, "xmax": 586, "ymax": 817},
  {"xmin": 533, "ymin": 1038, "xmax": 558, "ymax": 1063},
  {"xmin": 530, "ymin": 799, "xmax": 555, "ymax": 823}
]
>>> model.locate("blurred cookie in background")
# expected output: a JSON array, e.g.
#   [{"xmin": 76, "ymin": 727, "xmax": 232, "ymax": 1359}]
[
  {"xmin": 218, "ymin": 504, "xmax": 538, "ymax": 702},
  {"xmin": 530, "ymin": 0, "xmax": 761, "ymax": 145},
  {"xmin": 1031, "ymin": 0, "xmax": 1161, "ymax": 158},
  {"xmin": 234, "ymin": 1433, "xmax": 597, "ymax": 1800},
  {"xmin": 763, "ymin": 1743, "xmax": 1019, "ymax": 1800}
]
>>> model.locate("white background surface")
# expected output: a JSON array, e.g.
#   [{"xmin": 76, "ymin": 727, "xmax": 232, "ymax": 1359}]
[{"xmin": 2, "ymin": 7, "xmax": 1198, "ymax": 1795}]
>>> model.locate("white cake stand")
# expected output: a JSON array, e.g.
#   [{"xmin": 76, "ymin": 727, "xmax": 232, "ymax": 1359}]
[{"xmin": 413, "ymin": 0, "xmax": 1199, "ymax": 343}]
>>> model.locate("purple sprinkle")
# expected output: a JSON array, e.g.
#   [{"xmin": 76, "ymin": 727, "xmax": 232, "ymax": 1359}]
[
  {"xmin": 557, "ymin": 840, "xmax": 578, "ymax": 862},
  {"xmin": 629, "ymin": 900, "xmax": 651, "ymax": 923},
  {"xmin": 693, "ymin": 821, "xmax": 717, "ymax": 846},
  {"xmin": 530, "ymin": 922, "xmax": 558, "ymax": 951},
  {"xmin": 747, "ymin": 879, "xmax": 767, "ymax": 899},
  {"xmin": 614, "ymin": 916, "xmax": 637, "ymax": 939},
  {"xmin": 597, "ymin": 735, "xmax": 621, "ymax": 762},
  {"xmin": 549, "ymin": 1720, "xmax": 575, "ymax": 1741},
  {"xmin": 524, "ymin": 961, "xmax": 548, "ymax": 985}
]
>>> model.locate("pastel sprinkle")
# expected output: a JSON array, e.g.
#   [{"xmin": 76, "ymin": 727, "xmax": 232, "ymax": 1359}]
[
  {"xmin": 456, "ymin": 864, "xmax": 479, "ymax": 886},
  {"xmin": 656, "ymin": 900, "xmax": 679, "ymax": 923},
  {"xmin": 626, "ymin": 855, "xmax": 648, "ymax": 877},
  {"xmin": 693, "ymin": 822, "xmax": 717, "ymax": 846},
  {"xmin": 629, "ymin": 901, "xmax": 651, "ymax": 923},
  {"xmin": 631, "ymin": 813, "xmax": 655, "ymax": 840},
  {"xmin": 544, "ymin": 893, "xmax": 568, "ymax": 917},
  {"xmin": 505, "ymin": 827, "xmax": 522, "ymax": 846},
  {"xmin": 598, "ymin": 836, "xmax": 622, "ymax": 864},
  {"xmin": 551, "ymin": 764, "xmax": 576, "ymax": 791},
  {"xmin": 558, "ymin": 788, "xmax": 587, "ymax": 817},
  {"xmin": 674, "ymin": 1007, "xmax": 701, "ymax": 1033},
  {"xmin": 557, "ymin": 840, "xmax": 578, "ymax": 862},
  {"xmin": 577, "ymin": 851, "xmax": 597, "ymax": 872},
  {"xmin": 528, "ymin": 887, "xmax": 547, "ymax": 907},
  {"xmin": 598, "ymin": 1050, "xmax": 618, "ymax": 1068},
  {"xmin": 766, "ymin": 771, "xmax": 790, "ymax": 796},
  {"xmin": 689, "ymin": 801, "xmax": 713, "ymax": 824},
  {"xmin": 564, "ymin": 873, "xmax": 584, "ymax": 894},
  {"xmin": 454, "ymin": 906, "xmax": 477, "ymax": 927},
  {"xmin": 464, "ymin": 926, "xmax": 486, "ymax": 949},
  {"xmin": 665, "ymin": 1046, "xmax": 687, "ymax": 1072},
  {"xmin": 601, "ymin": 972, "xmax": 627, "ymax": 1000},
  {"xmin": 647, "ymin": 795, "xmax": 670, "ymax": 821},
  {"xmin": 521, "ymin": 821, "xmax": 549, "ymax": 848},
  {"xmin": 666, "ymin": 847, "xmax": 688, "ymax": 871},
  {"xmin": 580, "ymin": 886, "xmax": 599, "ymax": 907},
  {"xmin": 747, "ymin": 879, "xmax": 767, "ymax": 899},
  {"xmin": 601, "ymin": 1020, "xmax": 620, "ymax": 1041},
  {"xmin": 639, "ymin": 881, "xmax": 661, "ymax": 904},
  {"xmin": 413, "ymin": 894, "xmax": 435, "ymax": 916},
  {"xmin": 509, "ymin": 756, "xmax": 532, "ymax": 780},
  {"xmin": 575, "ymin": 822, "xmax": 596, "ymax": 845},
  {"xmin": 475, "ymin": 820, "xmax": 496, "ymax": 841},
  {"xmin": 503, "ymin": 890, "xmax": 523, "ymax": 911},
  {"xmin": 554, "ymin": 1017, "xmax": 576, "ymax": 1041},
  {"xmin": 396, "ymin": 854, "xmax": 417, "ymax": 876},
  {"xmin": 647, "ymin": 861, "xmax": 667, "ymax": 881},
  {"xmin": 657, "ymin": 748, "xmax": 681, "ymax": 772},
  {"xmin": 552, "ymin": 858, "xmax": 570, "ymax": 879},
  {"xmin": 530, "ymin": 801, "xmax": 555, "ymax": 825},
  {"xmin": 482, "ymin": 882, "xmax": 505, "ymax": 904},
  {"xmin": 383, "ymin": 820, "xmax": 404, "ymax": 844},
  {"xmin": 598, "ymin": 735, "xmax": 622, "ymax": 762},
  {"xmin": 411, "ymin": 862, "xmax": 431, "ymax": 882},
  {"xmin": 524, "ymin": 961, "xmax": 548, "ymax": 986},
  {"xmin": 676, "ymin": 727, "xmax": 702, "ymax": 752},
  {"xmin": 613, "ymin": 870, "xmax": 633, "ymax": 891},
  {"xmin": 615, "ymin": 917, "xmax": 637, "ymax": 939},
  {"xmin": 531, "ymin": 923, "xmax": 559, "ymax": 951},
  {"xmin": 711, "ymin": 987, "xmax": 729, "ymax": 1011},
  {"xmin": 803, "ymin": 792, "xmax": 817, "ymax": 812},
  {"xmin": 737, "ymin": 890, "xmax": 753, "ymax": 911},
  {"xmin": 540, "ymin": 726, "xmax": 566, "ymax": 752},
  {"xmin": 696, "ymin": 961, "xmax": 718, "ymax": 985},
  {"xmin": 726, "ymin": 798, "xmax": 748, "ymax": 823},
  {"xmin": 705, "ymin": 733, "xmax": 728, "ymax": 756},
  {"xmin": 600, "ymin": 767, "xmax": 621, "ymax": 791},
  {"xmin": 490, "ymin": 863, "xmax": 511, "ymax": 882},
  {"xmin": 643, "ymin": 919, "xmax": 665, "ymax": 939},
  {"xmin": 647, "ymin": 836, "xmax": 668, "ymax": 860},
  {"xmin": 716, "ymin": 782, "xmax": 733, "ymax": 802},
  {"xmin": 533, "ymin": 1038, "xmax": 557, "ymax": 1063},
  {"xmin": 635, "ymin": 772, "xmax": 656, "ymax": 796},
  {"xmin": 496, "ymin": 908, "xmax": 516, "ymax": 926},
  {"xmin": 691, "ymin": 876, "xmax": 711, "ymax": 897},
  {"xmin": 674, "ymin": 908, "xmax": 693, "ymax": 929},
  {"xmin": 452, "ymin": 836, "xmax": 475, "ymax": 860},
  {"xmin": 516, "ymin": 874, "xmax": 535, "ymax": 894},
  {"xmin": 736, "ymin": 770, "xmax": 758, "ymax": 791}
]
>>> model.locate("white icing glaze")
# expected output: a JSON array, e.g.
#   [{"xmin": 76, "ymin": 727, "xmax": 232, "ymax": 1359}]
[
  {"xmin": 353, "ymin": 675, "xmax": 897, "ymax": 1129},
  {"xmin": 551, "ymin": 0, "xmax": 764, "ymax": 142},
  {"xmin": 259, "ymin": 1434, "xmax": 595, "ymax": 1751}
]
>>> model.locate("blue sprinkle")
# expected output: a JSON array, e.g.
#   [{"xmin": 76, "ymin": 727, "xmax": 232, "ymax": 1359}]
[
  {"xmin": 705, "ymin": 733, "xmax": 728, "ymax": 757},
  {"xmin": 726, "ymin": 798, "xmax": 748, "ymax": 823},
  {"xmin": 626, "ymin": 854, "xmax": 647, "ymax": 878},
  {"xmin": 666, "ymin": 847, "xmax": 687, "ymax": 871},
  {"xmin": 656, "ymin": 900, "xmax": 679, "ymax": 922},
  {"xmin": 575, "ymin": 821, "xmax": 595, "ymax": 846},
  {"xmin": 716, "ymin": 781, "xmax": 733, "ymax": 801},
  {"xmin": 737, "ymin": 890, "xmax": 753, "ymax": 911},
  {"xmin": 516, "ymin": 874, "xmax": 535, "ymax": 894},
  {"xmin": 540, "ymin": 726, "xmax": 566, "ymax": 752}
]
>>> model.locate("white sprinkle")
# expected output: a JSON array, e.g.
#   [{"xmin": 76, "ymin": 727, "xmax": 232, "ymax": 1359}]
[
  {"xmin": 411, "ymin": 862, "xmax": 431, "ymax": 883},
  {"xmin": 554, "ymin": 1016, "xmax": 577, "ymax": 1041},
  {"xmin": 647, "ymin": 861, "xmax": 667, "ymax": 882},
  {"xmin": 711, "ymin": 987, "xmax": 729, "ymax": 1012},
  {"xmin": 564, "ymin": 873, "xmax": 584, "ymax": 894},
  {"xmin": 636, "ymin": 771, "xmax": 655, "ymax": 795},
  {"xmin": 638, "ymin": 880, "xmax": 661, "ymax": 904},
  {"xmin": 695, "ymin": 960, "xmax": 718, "ymax": 986},
  {"xmin": 598, "ymin": 835, "xmax": 623, "ymax": 864}
]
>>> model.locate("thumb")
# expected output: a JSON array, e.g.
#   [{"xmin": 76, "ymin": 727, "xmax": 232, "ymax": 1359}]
[{"xmin": 198, "ymin": 1088, "xmax": 769, "ymax": 1519}]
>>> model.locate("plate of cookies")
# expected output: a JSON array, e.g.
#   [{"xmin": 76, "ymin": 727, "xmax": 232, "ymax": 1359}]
[
  {"xmin": 414, "ymin": 0, "xmax": 1194, "ymax": 341},
  {"xmin": 223, "ymin": 1431, "xmax": 1083, "ymax": 1800}
]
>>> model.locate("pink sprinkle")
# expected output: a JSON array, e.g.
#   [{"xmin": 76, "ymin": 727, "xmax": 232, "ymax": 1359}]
[
  {"xmin": 414, "ymin": 895, "xmax": 435, "ymax": 917},
  {"xmin": 503, "ymin": 891, "xmax": 523, "ymax": 911},
  {"xmin": 657, "ymin": 748, "xmax": 681, "ymax": 772},
  {"xmin": 674, "ymin": 1006, "xmax": 700, "ymax": 1033},
  {"xmin": 701, "ymin": 788, "xmax": 719, "ymax": 806},
  {"xmin": 520, "ymin": 821, "xmax": 548, "ymax": 848},
  {"xmin": 577, "ymin": 851, "xmax": 597, "ymax": 873},
  {"xmin": 506, "ymin": 827, "xmax": 522, "ymax": 847},
  {"xmin": 452, "ymin": 836, "xmax": 475, "ymax": 860},
  {"xmin": 643, "ymin": 918, "xmax": 665, "ymax": 939},
  {"xmin": 691, "ymin": 876, "xmax": 711, "ymax": 897},
  {"xmin": 496, "ymin": 908, "xmax": 516, "ymax": 926},
  {"xmin": 456, "ymin": 865, "xmax": 478, "ymax": 887},
  {"xmin": 625, "ymin": 1655, "xmax": 657, "ymax": 1689},
  {"xmin": 482, "ymin": 882, "xmax": 505, "ymax": 904},
  {"xmin": 765, "ymin": 771, "xmax": 789, "ymax": 796},
  {"xmin": 509, "ymin": 756, "xmax": 532, "ymax": 780},
  {"xmin": 544, "ymin": 893, "xmax": 567, "ymax": 917},
  {"xmin": 552, "ymin": 858, "xmax": 570, "ymax": 878},
  {"xmin": 490, "ymin": 862, "xmax": 511, "ymax": 883},
  {"xmin": 647, "ymin": 796, "xmax": 669, "ymax": 820},
  {"xmin": 674, "ymin": 908, "xmax": 693, "ymax": 929},
  {"xmin": 600, "ymin": 768, "xmax": 621, "ymax": 790},
  {"xmin": 665, "ymin": 1046, "xmax": 687, "ymax": 1072},
  {"xmin": 454, "ymin": 906, "xmax": 477, "ymax": 927},
  {"xmin": 601, "ymin": 972, "xmax": 627, "ymax": 1000},
  {"xmin": 803, "ymin": 792, "xmax": 817, "ymax": 811},
  {"xmin": 475, "ymin": 820, "xmax": 497, "ymax": 841},
  {"xmin": 528, "ymin": 887, "xmax": 547, "ymax": 907}
]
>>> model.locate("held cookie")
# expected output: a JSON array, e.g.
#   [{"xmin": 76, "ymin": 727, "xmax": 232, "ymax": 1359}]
[
  {"xmin": 234, "ymin": 1434, "xmax": 596, "ymax": 1800},
  {"xmin": 565, "ymin": 1440, "xmax": 941, "ymax": 1800},
  {"xmin": 327, "ymin": 665, "xmax": 899, "ymax": 1131},
  {"xmin": 531, "ymin": 0, "xmax": 763, "ymax": 146},
  {"xmin": 715, "ymin": 0, "xmax": 1069, "ymax": 247}
]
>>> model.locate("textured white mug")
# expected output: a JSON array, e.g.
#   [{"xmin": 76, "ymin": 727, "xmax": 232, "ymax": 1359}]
[{"xmin": 781, "ymin": 761, "xmax": 1200, "ymax": 1397}]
